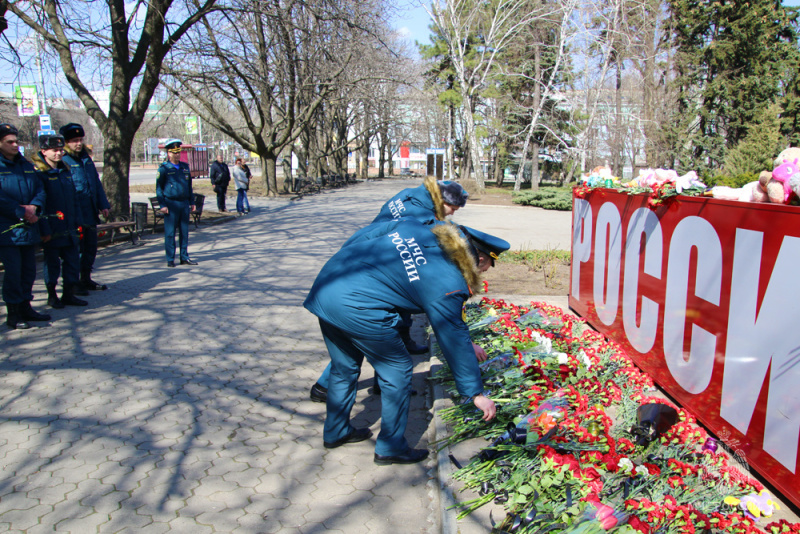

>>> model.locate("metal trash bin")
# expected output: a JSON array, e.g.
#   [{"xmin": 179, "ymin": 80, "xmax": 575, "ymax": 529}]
[{"xmin": 131, "ymin": 202, "xmax": 148, "ymax": 234}]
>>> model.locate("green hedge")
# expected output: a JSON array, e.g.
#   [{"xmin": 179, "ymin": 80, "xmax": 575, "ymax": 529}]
[{"xmin": 512, "ymin": 187, "xmax": 573, "ymax": 210}]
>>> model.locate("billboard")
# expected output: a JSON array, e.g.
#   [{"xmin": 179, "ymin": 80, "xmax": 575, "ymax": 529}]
[
  {"xmin": 569, "ymin": 190, "xmax": 800, "ymax": 508},
  {"xmin": 15, "ymin": 85, "xmax": 40, "ymax": 116}
]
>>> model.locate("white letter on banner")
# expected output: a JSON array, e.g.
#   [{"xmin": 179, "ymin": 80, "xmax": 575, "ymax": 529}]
[
  {"xmin": 571, "ymin": 199, "xmax": 592, "ymax": 299},
  {"xmin": 623, "ymin": 208, "xmax": 662, "ymax": 353},
  {"xmin": 663, "ymin": 216, "xmax": 721, "ymax": 394},
  {"xmin": 722, "ymin": 230, "xmax": 800, "ymax": 473},
  {"xmin": 593, "ymin": 203, "xmax": 622, "ymax": 326}
]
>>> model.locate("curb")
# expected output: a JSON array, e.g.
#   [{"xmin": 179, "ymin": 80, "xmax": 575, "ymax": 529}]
[{"xmin": 432, "ymin": 359, "xmax": 459, "ymax": 534}]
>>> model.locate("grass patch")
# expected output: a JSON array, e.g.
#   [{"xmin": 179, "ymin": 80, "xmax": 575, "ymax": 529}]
[
  {"xmin": 500, "ymin": 248, "xmax": 571, "ymax": 289},
  {"xmin": 512, "ymin": 187, "xmax": 572, "ymax": 210}
]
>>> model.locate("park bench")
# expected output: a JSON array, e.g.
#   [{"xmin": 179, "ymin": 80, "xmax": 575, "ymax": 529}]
[
  {"xmin": 149, "ymin": 193, "xmax": 205, "ymax": 233},
  {"xmin": 97, "ymin": 218, "xmax": 141, "ymax": 245}
]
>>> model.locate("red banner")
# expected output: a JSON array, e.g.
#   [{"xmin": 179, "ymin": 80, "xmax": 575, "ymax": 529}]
[{"xmin": 569, "ymin": 190, "xmax": 800, "ymax": 508}]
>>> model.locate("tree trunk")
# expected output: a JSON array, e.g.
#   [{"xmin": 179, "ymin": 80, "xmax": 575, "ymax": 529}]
[
  {"xmin": 262, "ymin": 155, "xmax": 278, "ymax": 196},
  {"xmin": 101, "ymin": 127, "xmax": 134, "ymax": 218}
]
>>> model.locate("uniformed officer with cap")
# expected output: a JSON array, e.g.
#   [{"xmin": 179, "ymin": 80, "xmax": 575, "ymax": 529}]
[
  {"xmin": 0, "ymin": 123, "xmax": 50, "ymax": 329},
  {"xmin": 31, "ymin": 132, "xmax": 87, "ymax": 309},
  {"xmin": 157, "ymin": 139, "xmax": 197, "ymax": 267},
  {"xmin": 310, "ymin": 176, "xmax": 470, "ymax": 402},
  {"xmin": 304, "ymin": 219, "xmax": 509, "ymax": 465},
  {"xmin": 59, "ymin": 122, "xmax": 112, "ymax": 292}
]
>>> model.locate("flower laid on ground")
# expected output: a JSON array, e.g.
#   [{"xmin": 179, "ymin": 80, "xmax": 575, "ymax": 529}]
[{"xmin": 433, "ymin": 298, "xmax": 798, "ymax": 534}]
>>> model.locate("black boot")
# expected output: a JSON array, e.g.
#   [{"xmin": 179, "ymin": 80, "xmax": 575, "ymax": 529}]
[
  {"xmin": 310, "ymin": 383, "xmax": 327, "ymax": 403},
  {"xmin": 61, "ymin": 284, "xmax": 88, "ymax": 307},
  {"xmin": 47, "ymin": 285, "xmax": 64, "ymax": 309},
  {"xmin": 19, "ymin": 301, "xmax": 50, "ymax": 322},
  {"xmin": 6, "ymin": 304, "xmax": 30, "ymax": 330},
  {"xmin": 80, "ymin": 270, "xmax": 107, "ymax": 291},
  {"xmin": 400, "ymin": 326, "xmax": 428, "ymax": 355}
]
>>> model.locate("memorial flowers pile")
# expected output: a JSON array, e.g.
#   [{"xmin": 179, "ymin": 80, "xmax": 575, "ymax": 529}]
[{"xmin": 433, "ymin": 299, "xmax": 797, "ymax": 533}]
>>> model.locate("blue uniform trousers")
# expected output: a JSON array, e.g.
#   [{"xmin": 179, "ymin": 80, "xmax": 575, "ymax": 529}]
[
  {"xmin": 316, "ymin": 311, "xmax": 413, "ymax": 389},
  {"xmin": 163, "ymin": 199, "xmax": 190, "ymax": 263},
  {"xmin": 79, "ymin": 226, "xmax": 99, "ymax": 274},
  {"xmin": 43, "ymin": 243, "xmax": 80, "ymax": 286},
  {"xmin": 0, "ymin": 245, "xmax": 36, "ymax": 304},
  {"xmin": 319, "ymin": 319, "xmax": 413, "ymax": 456}
]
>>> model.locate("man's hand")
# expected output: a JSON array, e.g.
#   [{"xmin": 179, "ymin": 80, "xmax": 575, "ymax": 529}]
[
  {"xmin": 473, "ymin": 394, "xmax": 496, "ymax": 421},
  {"xmin": 21, "ymin": 205, "xmax": 38, "ymax": 224},
  {"xmin": 190, "ymin": 205, "xmax": 196, "ymax": 212},
  {"xmin": 101, "ymin": 208, "xmax": 110, "ymax": 219},
  {"xmin": 41, "ymin": 235, "xmax": 51, "ymax": 243},
  {"xmin": 472, "ymin": 342, "xmax": 488, "ymax": 362},
  {"xmin": 160, "ymin": 207, "xmax": 169, "ymax": 214}
]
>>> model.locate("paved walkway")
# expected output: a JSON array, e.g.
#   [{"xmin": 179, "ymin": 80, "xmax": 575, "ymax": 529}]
[{"xmin": 0, "ymin": 180, "xmax": 572, "ymax": 533}]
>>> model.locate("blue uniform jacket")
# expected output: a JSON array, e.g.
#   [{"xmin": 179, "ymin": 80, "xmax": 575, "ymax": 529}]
[
  {"xmin": 371, "ymin": 175, "xmax": 446, "ymax": 225},
  {"xmin": 156, "ymin": 161, "xmax": 193, "ymax": 203},
  {"xmin": 0, "ymin": 152, "xmax": 45, "ymax": 246},
  {"xmin": 31, "ymin": 153, "xmax": 80, "ymax": 248},
  {"xmin": 61, "ymin": 149, "xmax": 110, "ymax": 226},
  {"xmin": 304, "ymin": 219, "xmax": 485, "ymax": 398}
]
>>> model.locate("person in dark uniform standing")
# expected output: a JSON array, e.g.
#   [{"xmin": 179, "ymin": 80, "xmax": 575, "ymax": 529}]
[
  {"xmin": 304, "ymin": 219, "xmax": 508, "ymax": 464},
  {"xmin": 0, "ymin": 123, "xmax": 50, "ymax": 329},
  {"xmin": 209, "ymin": 154, "xmax": 231, "ymax": 212},
  {"xmin": 157, "ymin": 139, "xmax": 197, "ymax": 267},
  {"xmin": 31, "ymin": 133, "xmax": 87, "ymax": 309},
  {"xmin": 310, "ymin": 176, "xmax": 470, "ymax": 402},
  {"xmin": 59, "ymin": 123, "xmax": 112, "ymax": 292}
]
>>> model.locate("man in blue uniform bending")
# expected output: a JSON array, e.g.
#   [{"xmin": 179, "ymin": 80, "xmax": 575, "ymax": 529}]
[
  {"xmin": 156, "ymin": 139, "xmax": 197, "ymax": 267},
  {"xmin": 304, "ymin": 220, "xmax": 508, "ymax": 465},
  {"xmin": 309, "ymin": 177, "xmax": 470, "ymax": 402}
]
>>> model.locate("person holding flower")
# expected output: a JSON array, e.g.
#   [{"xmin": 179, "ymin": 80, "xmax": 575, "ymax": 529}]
[
  {"xmin": 31, "ymin": 132, "xmax": 87, "ymax": 309},
  {"xmin": 304, "ymin": 220, "xmax": 507, "ymax": 465},
  {"xmin": 0, "ymin": 123, "xmax": 49, "ymax": 329},
  {"xmin": 60, "ymin": 123, "xmax": 111, "ymax": 292}
]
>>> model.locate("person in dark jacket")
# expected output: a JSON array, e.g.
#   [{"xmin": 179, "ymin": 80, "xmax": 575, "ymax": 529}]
[
  {"xmin": 60, "ymin": 123, "xmax": 112, "ymax": 293},
  {"xmin": 31, "ymin": 133, "xmax": 87, "ymax": 309},
  {"xmin": 0, "ymin": 123, "xmax": 50, "ymax": 329},
  {"xmin": 157, "ymin": 139, "xmax": 197, "ymax": 267},
  {"xmin": 310, "ymin": 176, "xmax": 470, "ymax": 402},
  {"xmin": 304, "ymin": 219, "xmax": 508, "ymax": 465},
  {"xmin": 209, "ymin": 154, "xmax": 231, "ymax": 212}
]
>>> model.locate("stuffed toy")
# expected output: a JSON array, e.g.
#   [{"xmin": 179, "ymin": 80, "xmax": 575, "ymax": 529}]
[{"xmin": 724, "ymin": 490, "xmax": 780, "ymax": 520}]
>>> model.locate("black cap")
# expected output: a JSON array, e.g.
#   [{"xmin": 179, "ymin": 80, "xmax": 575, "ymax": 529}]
[
  {"xmin": 439, "ymin": 181, "xmax": 469, "ymax": 208},
  {"xmin": 0, "ymin": 123, "xmax": 18, "ymax": 141},
  {"xmin": 59, "ymin": 123, "xmax": 85, "ymax": 141},
  {"xmin": 39, "ymin": 132, "xmax": 66, "ymax": 150},
  {"xmin": 459, "ymin": 226, "xmax": 510, "ymax": 266}
]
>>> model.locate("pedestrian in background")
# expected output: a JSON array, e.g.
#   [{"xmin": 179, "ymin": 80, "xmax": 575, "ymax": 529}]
[
  {"xmin": 232, "ymin": 158, "xmax": 250, "ymax": 215},
  {"xmin": 31, "ymin": 133, "xmax": 86, "ymax": 309},
  {"xmin": 209, "ymin": 154, "xmax": 231, "ymax": 212},
  {"xmin": 156, "ymin": 139, "xmax": 197, "ymax": 267},
  {"xmin": 60, "ymin": 123, "xmax": 111, "ymax": 292},
  {"xmin": 0, "ymin": 123, "xmax": 50, "ymax": 329}
]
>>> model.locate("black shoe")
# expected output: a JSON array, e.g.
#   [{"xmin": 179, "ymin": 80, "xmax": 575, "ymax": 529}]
[
  {"xmin": 310, "ymin": 383, "xmax": 327, "ymax": 403},
  {"xmin": 46, "ymin": 286, "xmax": 64, "ymax": 309},
  {"xmin": 405, "ymin": 342, "xmax": 429, "ymax": 355},
  {"xmin": 374, "ymin": 448, "xmax": 429, "ymax": 465},
  {"xmin": 19, "ymin": 302, "xmax": 51, "ymax": 322},
  {"xmin": 6, "ymin": 304, "xmax": 30, "ymax": 330},
  {"xmin": 81, "ymin": 279, "xmax": 108, "ymax": 291},
  {"xmin": 324, "ymin": 427, "xmax": 373, "ymax": 449},
  {"xmin": 180, "ymin": 259, "xmax": 198, "ymax": 265},
  {"xmin": 61, "ymin": 286, "xmax": 88, "ymax": 307},
  {"xmin": 167, "ymin": 261, "xmax": 176, "ymax": 268}
]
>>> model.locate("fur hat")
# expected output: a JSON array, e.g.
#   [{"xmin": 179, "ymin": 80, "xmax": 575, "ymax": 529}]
[
  {"xmin": 0, "ymin": 123, "xmax": 18, "ymax": 141},
  {"xmin": 39, "ymin": 132, "xmax": 65, "ymax": 150},
  {"xmin": 59, "ymin": 123, "xmax": 85, "ymax": 141},
  {"xmin": 439, "ymin": 181, "xmax": 468, "ymax": 207}
]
